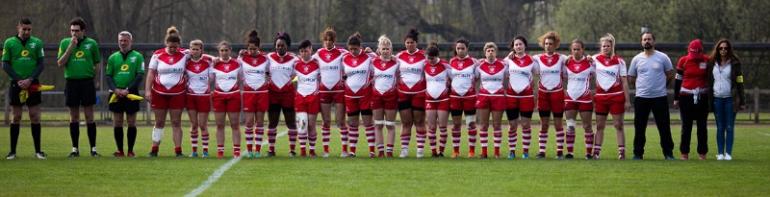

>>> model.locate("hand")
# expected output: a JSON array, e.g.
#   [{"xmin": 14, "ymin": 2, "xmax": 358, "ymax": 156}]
[
  {"xmin": 70, "ymin": 35, "xmax": 79, "ymax": 46},
  {"xmin": 239, "ymin": 49, "xmax": 247, "ymax": 56},
  {"xmin": 18, "ymin": 79, "xmax": 32, "ymax": 89},
  {"xmin": 672, "ymin": 100, "xmax": 679, "ymax": 109},
  {"xmin": 118, "ymin": 89, "xmax": 129, "ymax": 97},
  {"xmin": 144, "ymin": 90, "xmax": 152, "ymax": 103},
  {"xmin": 364, "ymin": 47, "xmax": 373, "ymax": 54},
  {"xmin": 507, "ymin": 51, "xmax": 515, "ymax": 59},
  {"xmin": 625, "ymin": 102, "xmax": 632, "ymax": 112}
]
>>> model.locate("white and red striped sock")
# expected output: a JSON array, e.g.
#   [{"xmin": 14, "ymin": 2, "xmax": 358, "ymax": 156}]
[
  {"xmin": 618, "ymin": 144, "xmax": 625, "ymax": 156},
  {"xmin": 347, "ymin": 125, "xmax": 359, "ymax": 154},
  {"xmin": 233, "ymin": 144, "xmax": 241, "ymax": 157},
  {"xmin": 340, "ymin": 126, "xmax": 349, "ymax": 153},
  {"xmin": 322, "ymin": 124, "xmax": 331, "ymax": 153},
  {"xmin": 201, "ymin": 133, "xmax": 210, "ymax": 153},
  {"xmin": 585, "ymin": 132, "xmax": 594, "ymax": 156},
  {"xmin": 438, "ymin": 126, "xmax": 448, "ymax": 153},
  {"xmin": 556, "ymin": 129, "xmax": 565, "ymax": 155},
  {"xmin": 254, "ymin": 126, "xmax": 264, "ymax": 152},
  {"xmin": 299, "ymin": 131, "xmax": 308, "ymax": 154},
  {"xmin": 416, "ymin": 129, "xmax": 426, "ymax": 152},
  {"xmin": 245, "ymin": 127, "xmax": 254, "ymax": 153},
  {"xmin": 593, "ymin": 144, "xmax": 603, "ymax": 157},
  {"xmin": 308, "ymin": 132, "xmax": 317, "ymax": 151},
  {"xmin": 566, "ymin": 131, "xmax": 575, "ymax": 154},
  {"xmin": 386, "ymin": 143, "xmax": 394, "ymax": 153},
  {"xmin": 451, "ymin": 127, "xmax": 461, "ymax": 152},
  {"xmin": 288, "ymin": 129, "xmax": 298, "ymax": 152},
  {"xmin": 365, "ymin": 125, "xmax": 375, "ymax": 153},
  {"xmin": 522, "ymin": 128, "xmax": 531, "ymax": 154},
  {"xmin": 479, "ymin": 128, "xmax": 489, "ymax": 155},
  {"xmin": 538, "ymin": 129, "xmax": 548, "ymax": 154},
  {"xmin": 468, "ymin": 125, "xmax": 477, "ymax": 153},
  {"xmin": 427, "ymin": 128, "xmax": 437, "ymax": 154},
  {"xmin": 400, "ymin": 129, "xmax": 411, "ymax": 151},
  {"xmin": 493, "ymin": 129, "xmax": 502, "ymax": 155},
  {"xmin": 508, "ymin": 127, "xmax": 518, "ymax": 153},
  {"xmin": 190, "ymin": 128, "xmax": 199, "ymax": 153},
  {"xmin": 268, "ymin": 128, "xmax": 277, "ymax": 153},
  {"xmin": 217, "ymin": 144, "xmax": 225, "ymax": 155}
]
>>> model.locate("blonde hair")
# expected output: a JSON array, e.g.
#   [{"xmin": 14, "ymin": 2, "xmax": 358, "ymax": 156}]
[
  {"xmin": 189, "ymin": 39, "xmax": 203, "ymax": 49},
  {"xmin": 165, "ymin": 26, "xmax": 181, "ymax": 43},
  {"xmin": 377, "ymin": 35, "xmax": 392, "ymax": 49},
  {"xmin": 599, "ymin": 33, "xmax": 616, "ymax": 56},
  {"xmin": 483, "ymin": 42, "xmax": 497, "ymax": 51},
  {"xmin": 218, "ymin": 40, "xmax": 231, "ymax": 49}
]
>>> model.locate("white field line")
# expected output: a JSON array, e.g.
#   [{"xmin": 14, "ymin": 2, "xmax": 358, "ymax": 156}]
[{"xmin": 185, "ymin": 131, "xmax": 288, "ymax": 197}]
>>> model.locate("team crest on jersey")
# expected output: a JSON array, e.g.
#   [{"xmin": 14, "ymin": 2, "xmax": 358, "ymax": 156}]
[
  {"xmin": 430, "ymin": 66, "xmax": 436, "ymax": 73},
  {"xmin": 29, "ymin": 42, "xmax": 37, "ymax": 48},
  {"xmin": 252, "ymin": 60, "xmax": 258, "ymax": 65},
  {"xmin": 304, "ymin": 65, "xmax": 310, "ymax": 72},
  {"xmin": 409, "ymin": 57, "xmax": 415, "ymax": 62},
  {"xmin": 129, "ymin": 56, "xmax": 137, "ymax": 63},
  {"xmin": 382, "ymin": 62, "xmax": 387, "ymax": 67},
  {"xmin": 84, "ymin": 44, "xmax": 91, "ymax": 50},
  {"xmin": 547, "ymin": 58, "xmax": 553, "ymax": 64},
  {"xmin": 195, "ymin": 64, "xmax": 200, "ymax": 70},
  {"xmin": 458, "ymin": 61, "xmax": 464, "ymax": 68},
  {"xmin": 325, "ymin": 53, "xmax": 332, "ymax": 60},
  {"xmin": 352, "ymin": 59, "xmax": 358, "ymax": 65},
  {"xmin": 489, "ymin": 65, "xmax": 496, "ymax": 73}
]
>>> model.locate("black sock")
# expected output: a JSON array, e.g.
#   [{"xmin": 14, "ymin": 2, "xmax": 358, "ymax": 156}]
[
  {"xmin": 87, "ymin": 122, "xmax": 97, "ymax": 151},
  {"xmin": 31, "ymin": 123, "xmax": 41, "ymax": 153},
  {"xmin": 127, "ymin": 126, "xmax": 137, "ymax": 152},
  {"xmin": 69, "ymin": 122, "xmax": 80, "ymax": 151},
  {"xmin": 114, "ymin": 127, "xmax": 124, "ymax": 152},
  {"xmin": 10, "ymin": 123, "xmax": 20, "ymax": 154}
]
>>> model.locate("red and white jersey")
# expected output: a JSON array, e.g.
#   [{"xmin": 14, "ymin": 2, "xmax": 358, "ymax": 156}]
[
  {"xmin": 449, "ymin": 56, "xmax": 478, "ymax": 97},
  {"xmin": 505, "ymin": 54, "xmax": 538, "ymax": 96},
  {"xmin": 149, "ymin": 49, "xmax": 189, "ymax": 95},
  {"xmin": 294, "ymin": 58, "xmax": 321, "ymax": 97},
  {"xmin": 396, "ymin": 50, "xmax": 427, "ymax": 94},
  {"xmin": 185, "ymin": 55, "xmax": 212, "ymax": 95},
  {"xmin": 343, "ymin": 52, "xmax": 373, "ymax": 98},
  {"xmin": 372, "ymin": 57, "xmax": 399, "ymax": 95},
  {"xmin": 534, "ymin": 53, "xmax": 567, "ymax": 92},
  {"xmin": 312, "ymin": 46, "xmax": 348, "ymax": 92},
  {"xmin": 565, "ymin": 56, "xmax": 594, "ymax": 102},
  {"xmin": 267, "ymin": 52, "xmax": 298, "ymax": 92},
  {"xmin": 239, "ymin": 52, "xmax": 269, "ymax": 93},
  {"xmin": 477, "ymin": 59, "xmax": 507, "ymax": 96},
  {"xmin": 593, "ymin": 54, "xmax": 627, "ymax": 95},
  {"xmin": 212, "ymin": 58, "xmax": 240, "ymax": 94},
  {"xmin": 425, "ymin": 59, "xmax": 451, "ymax": 100}
]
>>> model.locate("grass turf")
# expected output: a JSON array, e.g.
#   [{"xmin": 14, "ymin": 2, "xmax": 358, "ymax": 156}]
[{"xmin": 0, "ymin": 124, "xmax": 768, "ymax": 196}]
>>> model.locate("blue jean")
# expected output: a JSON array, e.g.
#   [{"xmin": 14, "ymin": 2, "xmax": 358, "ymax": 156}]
[{"xmin": 713, "ymin": 97, "xmax": 735, "ymax": 155}]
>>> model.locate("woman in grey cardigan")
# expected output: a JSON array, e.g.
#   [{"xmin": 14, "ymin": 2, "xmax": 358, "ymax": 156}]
[{"xmin": 707, "ymin": 39, "xmax": 746, "ymax": 161}]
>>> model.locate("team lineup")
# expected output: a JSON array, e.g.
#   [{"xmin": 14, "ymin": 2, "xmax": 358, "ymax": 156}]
[{"xmin": 4, "ymin": 17, "xmax": 746, "ymax": 161}]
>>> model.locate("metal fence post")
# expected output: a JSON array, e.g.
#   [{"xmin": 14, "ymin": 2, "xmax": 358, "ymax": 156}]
[{"xmin": 754, "ymin": 87, "xmax": 760, "ymax": 124}]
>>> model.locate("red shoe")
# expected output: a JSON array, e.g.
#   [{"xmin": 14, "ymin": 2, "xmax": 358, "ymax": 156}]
[
  {"xmin": 113, "ymin": 151, "xmax": 125, "ymax": 157},
  {"xmin": 233, "ymin": 151, "xmax": 241, "ymax": 158},
  {"xmin": 217, "ymin": 152, "xmax": 224, "ymax": 159},
  {"xmin": 309, "ymin": 150, "xmax": 317, "ymax": 158},
  {"xmin": 386, "ymin": 152, "xmax": 394, "ymax": 158},
  {"xmin": 126, "ymin": 152, "xmax": 136, "ymax": 158},
  {"xmin": 300, "ymin": 150, "xmax": 307, "ymax": 157},
  {"xmin": 468, "ymin": 149, "xmax": 476, "ymax": 158},
  {"xmin": 681, "ymin": 153, "xmax": 689, "ymax": 160},
  {"xmin": 378, "ymin": 151, "xmax": 385, "ymax": 158},
  {"xmin": 451, "ymin": 151, "xmax": 460, "ymax": 159},
  {"xmin": 494, "ymin": 148, "xmax": 500, "ymax": 159}
]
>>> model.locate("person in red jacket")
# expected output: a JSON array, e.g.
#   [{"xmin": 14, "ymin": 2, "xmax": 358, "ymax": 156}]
[{"xmin": 674, "ymin": 39, "xmax": 710, "ymax": 160}]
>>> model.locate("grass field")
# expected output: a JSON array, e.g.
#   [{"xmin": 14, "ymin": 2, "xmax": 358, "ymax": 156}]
[{"xmin": 0, "ymin": 124, "xmax": 769, "ymax": 196}]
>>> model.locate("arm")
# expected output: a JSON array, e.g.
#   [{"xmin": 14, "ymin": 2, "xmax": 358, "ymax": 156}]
[
  {"xmin": 734, "ymin": 61, "xmax": 746, "ymax": 109},
  {"xmin": 2, "ymin": 61, "xmax": 21, "ymax": 80},
  {"xmin": 30, "ymin": 58, "xmax": 44, "ymax": 80},
  {"xmin": 673, "ymin": 57, "xmax": 685, "ymax": 103},
  {"xmin": 57, "ymin": 38, "xmax": 77, "ymax": 67}
]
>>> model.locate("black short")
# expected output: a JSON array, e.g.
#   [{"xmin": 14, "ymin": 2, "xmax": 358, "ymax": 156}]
[
  {"xmin": 108, "ymin": 88, "xmax": 140, "ymax": 114},
  {"xmin": 65, "ymin": 78, "xmax": 97, "ymax": 107},
  {"xmin": 538, "ymin": 110, "xmax": 563, "ymax": 118},
  {"xmin": 347, "ymin": 109, "xmax": 372, "ymax": 117},
  {"xmin": 506, "ymin": 109, "xmax": 533, "ymax": 120},
  {"xmin": 450, "ymin": 109, "xmax": 476, "ymax": 117},
  {"xmin": 8, "ymin": 79, "xmax": 42, "ymax": 106},
  {"xmin": 398, "ymin": 101, "xmax": 425, "ymax": 111}
]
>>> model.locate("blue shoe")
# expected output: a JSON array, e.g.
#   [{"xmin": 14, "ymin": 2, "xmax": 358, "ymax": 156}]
[
  {"xmin": 201, "ymin": 151, "xmax": 209, "ymax": 158},
  {"xmin": 508, "ymin": 152, "xmax": 516, "ymax": 160},
  {"xmin": 253, "ymin": 152, "xmax": 261, "ymax": 158},
  {"xmin": 522, "ymin": 153, "xmax": 529, "ymax": 159},
  {"xmin": 246, "ymin": 152, "xmax": 254, "ymax": 159},
  {"xmin": 190, "ymin": 152, "xmax": 199, "ymax": 158},
  {"xmin": 632, "ymin": 155, "xmax": 643, "ymax": 160}
]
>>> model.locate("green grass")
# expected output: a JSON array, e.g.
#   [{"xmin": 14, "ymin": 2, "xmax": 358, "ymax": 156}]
[{"xmin": 0, "ymin": 124, "xmax": 769, "ymax": 196}]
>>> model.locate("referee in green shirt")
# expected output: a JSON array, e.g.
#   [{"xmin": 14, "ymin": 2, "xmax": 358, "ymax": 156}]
[
  {"xmin": 105, "ymin": 31, "xmax": 144, "ymax": 158},
  {"xmin": 2, "ymin": 18, "xmax": 46, "ymax": 160},
  {"xmin": 56, "ymin": 17, "xmax": 102, "ymax": 157}
]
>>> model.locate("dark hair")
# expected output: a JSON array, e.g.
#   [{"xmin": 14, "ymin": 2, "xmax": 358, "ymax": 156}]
[
  {"xmin": 275, "ymin": 32, "xmax": 291, "ymax": 48},
  {"xmin": 321, "ymin": 26, "xmax": 336, "ymax": 42},
  {"xmin": 454, "ymin": 38, "xmax": 469, "ymax": 56},
  {"xmin": 571, "ymin": 39, "xmax": 585, "ymax": 49},
  {"xmin": 404, "ymin": 28, "xmax": 419, "ymax": 42},
  {"xmin": 641, "ymin": 31, "xmax": 655, "ymax": 40},
  {"xmin": 510, "ymin": 35, "xmax": 528, "ymax": 49},
  {"xmin": 246, "ymin": 29, "xmax": 260, "ymax": 46},
  {"xmin": 19, "ymin": 18, "xmax": 31, "ymax": 25},
  {"xmin": 426, "ymin": 41, "xmax": 439, "ymax": 57},
  {"xmin": 299, "ymin": 40, "xmax": 312, "ymax": 49},
  {"xmin": 710, "ymin": 38, "xmax": 739, "ymax": 64},
  {"xmin": 347, "ymin": 32, "xmax": 362, "ymax": 46},
  {"xmin": 69, "ymin": 17, "xmax": 86, "ymax": 30},
  {"xmin": 165, "ymin": 26, "xmax": 181, "ymax": 43}
]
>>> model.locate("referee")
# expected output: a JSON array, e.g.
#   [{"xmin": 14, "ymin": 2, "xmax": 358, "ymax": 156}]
[
  {"xmin": 105, "ymin": 31, "xmax": 144, "ymax": 158},
  {"xmin": 56, "ymin": 17, "xmax": 102, "ymax": 157},
  {"xmin": 2, "ymin": 18, "xmax": 46, "ymax": 160}
]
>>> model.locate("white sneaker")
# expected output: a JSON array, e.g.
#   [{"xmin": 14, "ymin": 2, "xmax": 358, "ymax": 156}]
[
  {"xmin": 6, "ymin": 153, "xmax": 16, "ymax": 160},
  {"xmin": 340, "ymin": 152, "xmax": 349, "ymax": 158},
  {"xmin": 716, "ymin": 154, "xmax": 724, "ymax": 161},
  {"xmin": 725, "ymin": 154, "xmax": 732, "ymax": 161},
  {"xmin": 416, "ymin": 149, "xmax": 424, "ymax": 158},
  {"xmin": 322, "ymin": 152, "xmax": 330, "ymax": 158},
  {"xmin": 35, "ymin": 152, "xmax": 47, "ymax": 160},
  {"xmin": 399, "ymin": 149, "xmax": 409, "ymax": 158}
]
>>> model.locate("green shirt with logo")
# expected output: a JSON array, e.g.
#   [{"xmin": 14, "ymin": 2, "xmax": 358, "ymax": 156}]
[
  {"xmin": 106, "ymin": 50, "xmax": 145, "ymax": 89},
  {"xmin": 58, "ymin": 37, "xmax": 101, "ymax": 79},
  {"xmin": 2, "ymin": 36, "xmax": 44, "ymax": 79}
]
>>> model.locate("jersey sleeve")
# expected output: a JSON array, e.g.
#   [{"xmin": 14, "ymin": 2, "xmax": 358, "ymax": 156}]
[
  {"xmin": 619, "ymin": 58, "xmax": 628, "ymax": 77},
  {"xmin": 148, "ymin": 53, "xmax": 160, "ymax": 70},
  {"xmin": 105, "ymin": 55, "xmax": 115, "ymax": 77},
  {"xmin": 35, "ymin": 39, "xmax": 44, "ymax": 58},
  {"xmin": 91, "ymin": 41, "xmax": 101, "ymax": 64},
  {"xmin": 137, "ymin": 54, "xmax": 146, "ymax": 74},
  {"xmin": 1, "ymin": 39, "xmax": 11, "ymax": 62},
  {"xmin": 663, "ymin": 54, "xmax": 674, "ymax": 71},
  {"xmin": 57, "ymin": 39, "xmax": 67, "ymax": 59}
]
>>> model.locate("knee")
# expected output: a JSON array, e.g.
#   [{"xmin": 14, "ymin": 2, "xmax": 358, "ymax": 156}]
[{"xmin": 171, "ymin": 120, "xmax": 182, "ymax": 127}]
